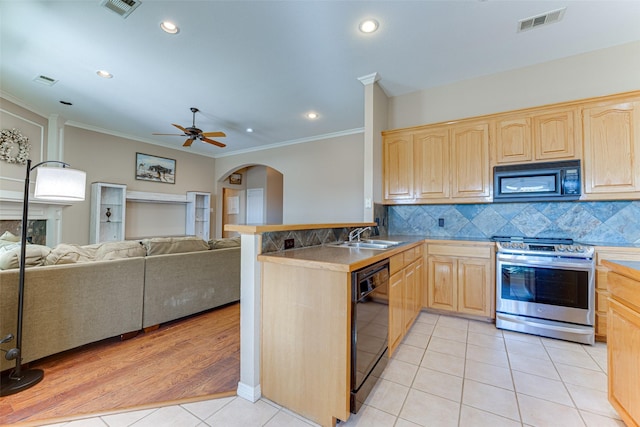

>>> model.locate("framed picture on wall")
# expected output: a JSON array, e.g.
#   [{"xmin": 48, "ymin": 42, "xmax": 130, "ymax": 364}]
[
  {"xmin": 136, "ymin": 153, "xmax": 176, "ymax": 184},
  {"xmin": 229, "ymin": 173, "xmax": 242, "ymax": 185}
]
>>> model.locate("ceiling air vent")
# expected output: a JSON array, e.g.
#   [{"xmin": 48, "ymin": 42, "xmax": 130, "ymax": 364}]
[
  {"xmin": 100, "ymin": 0, "xmax": 141, "ymax": 19},
  {"xmin": 518, "ymin": 7, "xmax": 566, "ymax": 32},
  {"xmin": 33, "ymin": 75, "xmax": 58, "ymax": 86}
]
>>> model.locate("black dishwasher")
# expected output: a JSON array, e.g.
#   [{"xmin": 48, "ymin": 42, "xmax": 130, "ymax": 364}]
[{"xmin": 350, "ymin": 259, "xmax": 389, "ymax": 413}]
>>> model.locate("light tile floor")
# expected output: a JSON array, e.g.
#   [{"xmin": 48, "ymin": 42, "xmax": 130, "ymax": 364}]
[{"xmin": 42, "ymin": 312, "xmax": 622, "ymax": 427}]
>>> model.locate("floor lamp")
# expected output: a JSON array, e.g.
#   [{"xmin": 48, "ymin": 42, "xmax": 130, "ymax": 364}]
[{"xmin": 0, "ymin": 160, "xmax": 86, "ymax": 396}]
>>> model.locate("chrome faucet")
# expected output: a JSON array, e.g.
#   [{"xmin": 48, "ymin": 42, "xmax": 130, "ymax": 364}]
[{"xmin": 348, "ymin": 227, "xmax": 371, "ymax": 242}]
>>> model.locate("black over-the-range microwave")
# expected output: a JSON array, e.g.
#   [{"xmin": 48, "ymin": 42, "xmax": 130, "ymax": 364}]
[{"xmin": 493, "ymin": 160, "xmax": 581, "ymax": 203}]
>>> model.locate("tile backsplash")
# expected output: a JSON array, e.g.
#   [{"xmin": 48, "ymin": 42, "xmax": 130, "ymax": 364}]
[{"xmin": 389, "ymin": 201, "xmax": 640, "ymax": 245}]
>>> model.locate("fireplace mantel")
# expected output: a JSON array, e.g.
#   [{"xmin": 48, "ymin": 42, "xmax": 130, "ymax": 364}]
[{"xmin": 0, "ymin": 189, "xmax": 74, "ymax": 246}]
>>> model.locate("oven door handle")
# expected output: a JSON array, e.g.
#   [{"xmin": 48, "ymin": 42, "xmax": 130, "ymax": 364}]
[
  {"xmin": 498, "ymin": 314, "xmax": 594, "ymax": 336},
  {"xmin": 497, "ymin": 254, "xmax": 594, "ymax": 270}
]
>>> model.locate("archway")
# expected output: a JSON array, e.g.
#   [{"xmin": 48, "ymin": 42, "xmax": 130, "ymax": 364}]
[{"xmin": 217, "ymin": 164, "xmax": 283, "ymax": 237}]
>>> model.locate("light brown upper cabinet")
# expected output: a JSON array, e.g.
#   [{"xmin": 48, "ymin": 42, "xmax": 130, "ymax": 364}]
[
  {"xmin": 414, "ymin": 127, "xmax": 450, "ymax": 200},
  {"xmin": 383, "ymin": 90, "xmax": 640, "ymax": 204},
  {"xmin": 450, "ymin": 122, "xmax": 491, "ymax": 200},
  {"xmin": 582, "ymin": 99, "xmax": 640, "ymax": 198},
  {"xmin": 383, "ymin": 122, "xmax": 491, "ymax": 204},
  {"xmin": 493, "ymin": 107, "xmax": 578, "ymax": 165},
  {"xmin": 383, "ymin": 131, "xmax": 413, "ymax": 201}
]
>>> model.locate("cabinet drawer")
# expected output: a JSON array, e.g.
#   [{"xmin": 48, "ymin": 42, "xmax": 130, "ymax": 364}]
[
  {"xmin": 596, "ymin": 250, "xmax": 640, "ymax": 266},
  {"xmin": 403, "ymin": 247, "xmax": 417, "ymax": 264},
  {"xmin": 390, "ymin": 254, "xmax": 404, "ymax": 274},
  {"xmin": 428, "ymin": 244, "xmax": 491, "ymax": 259},
  {"xmin": 609, "ymin": 272, "xmax": 640, "ymax": 311}
]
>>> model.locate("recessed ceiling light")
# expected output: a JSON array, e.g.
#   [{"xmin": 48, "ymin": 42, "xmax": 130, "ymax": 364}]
[
  {"xmin": 306, "ymin": 112, "xmax": 319, "ymax": 120},
  {"xmin": 359, "ymin": 19, "xmax": 379, "ymax": 33},
  {"xmin": 246, "ymin": 128, "xmax": 254, "ymax": 133},
  {"xmin": 160, "ymin": 21, "xmax": 179, "ymax": 34},
  {"xmin": 96, "ymin": 70, "xmax": 113, "ymax": 79}
]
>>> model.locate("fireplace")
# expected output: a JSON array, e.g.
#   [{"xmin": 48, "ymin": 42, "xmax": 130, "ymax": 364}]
[
  {"xmin": 0, "ymin": 220, "xmax": 47, "ymax": 245},
  {"xmin": 0, "ymin": 194, "xmax": 71, "ymax": 247}
]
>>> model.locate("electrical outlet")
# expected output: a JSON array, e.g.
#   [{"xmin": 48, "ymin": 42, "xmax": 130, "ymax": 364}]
[
  {"xmin": 284, "ymin": 238, "xmax": 295, "ymax": 249},
  {"xmin": 438, "ymin": 218, "xmax": 445, "ymax": 227}
]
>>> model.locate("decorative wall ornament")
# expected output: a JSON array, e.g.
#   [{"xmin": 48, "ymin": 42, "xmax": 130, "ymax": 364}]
[{"xmin": 0, "ymin": 128, "xmax": 30, "ymax": 164}]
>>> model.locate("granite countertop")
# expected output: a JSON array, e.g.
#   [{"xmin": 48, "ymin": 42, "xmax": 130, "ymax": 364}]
[
  {"xmin": 258, "ymin": 234, "xmax": 495, "ymax": 272},
  {"xmin": 258, "ymin": 235, "xmax": 425, "ymax": 272}
]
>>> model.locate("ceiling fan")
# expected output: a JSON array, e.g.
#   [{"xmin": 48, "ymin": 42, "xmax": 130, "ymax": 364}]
[{"xmin": 153, "ymin": 107, "xmax": 226, "ymax": 147}]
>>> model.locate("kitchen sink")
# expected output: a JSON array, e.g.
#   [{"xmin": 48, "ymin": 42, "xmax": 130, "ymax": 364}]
[
  {"xmin": 327, "ymin": 239, "xmax": 402, "ymax": 250},
  {"xmin": 362, "ymin": 239, "xmax": 401, "ymax": 246}
]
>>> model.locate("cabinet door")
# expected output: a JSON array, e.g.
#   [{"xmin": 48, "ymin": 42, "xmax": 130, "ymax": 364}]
[
  {"xmin": 428, "ymin": 256, "xmax": 457, "ymax": 312},
  {"xmin": 608, "ymin": 298, "xmax": 640, "ymax": 427},
  {"xmin": 450, "ymin": 123, "xmax": 491, "ymax": 200},
  {"xmin": 494, "ymin": 117, "xmax": 532, "ymax": 164},
  {"xmin": 458, "ymin": 258, "xmax": 491, "ymax": 317},
  {"xmin": 414, "ymin": 128, "xmax": 450, "ymax": 199},
  {"xmin": 388, "ymin": 270, "xmax": 405, "ymax": 355},
  {"xmin": 415, "ymin": 256, "xmax": 424, "ymax": 315},
  {"xmin": 383, "ymin": 133, "xmax": 414, "ymax": 201},
  {"xmin": 533, "ymin": 108, "xmax": 577, "ymax": 160},
  {"xmin": 404, "ymin": 261, "xmax": 417, "ymax": 333},
  {"xmin": 583, "ymin": 101, "xmax": 640, "ymax": 195}
]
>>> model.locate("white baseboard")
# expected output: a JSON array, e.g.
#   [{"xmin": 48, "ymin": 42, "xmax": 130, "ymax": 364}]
[{"xmin": 237, "ymin": 381, "xmax": 261, "ymax": 402}]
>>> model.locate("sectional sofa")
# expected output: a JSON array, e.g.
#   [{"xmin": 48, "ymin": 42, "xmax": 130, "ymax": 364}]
[{"xmin": 0, "ymin": 236, "xmax": 240, "ymax": 372}]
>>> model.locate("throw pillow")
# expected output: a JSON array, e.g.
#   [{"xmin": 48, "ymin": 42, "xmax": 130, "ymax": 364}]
[
  {"xmin": 0, "ymin": 231, "xmax": 20, "ymax": 242},
  {"xmin": 0, "ymin": 244, "xmax": 51, "ymax": 270},
  {"xmin": 45, "ymin": 243, "xmax": 98, "ymax": 265},
  {"xmin": 94, "ymin": 240, "xmax": 146, "ymax": 260},
  {"xmin": 208, "ymin": 236, "xmax": 241, "ymax": 250},
  {"xmin": 142, "ymin": 236, "xmax": 209, "ymax": 256}
]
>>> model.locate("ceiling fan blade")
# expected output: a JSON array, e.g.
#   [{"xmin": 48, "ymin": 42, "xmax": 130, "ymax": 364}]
[
  {"xmin": 183, "ymin": 138, "xmax": 194, "ymax": 147},
  {"xmin": 202, "ymin": 131, "xmax": 226, "ymax": 137},
  {"xmin": 152, "ymin": 133, "xmax": 185, "ymax": 136},
  {"xmin": 172, "ymin": 123, "xmax": 188, "ymax": 132},
  {"xmin": 201, "ymin": 136, "xmax": 226, "ymax": 148}
]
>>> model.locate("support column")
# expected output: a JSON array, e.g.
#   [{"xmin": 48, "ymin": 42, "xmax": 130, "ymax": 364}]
[{"xmin": 236, "ymin": 232, "xmax": 262, "ymax": 401}]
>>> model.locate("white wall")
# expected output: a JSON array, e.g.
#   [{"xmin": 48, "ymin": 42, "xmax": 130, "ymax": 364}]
[
  {"xmin": 214, "ymin": 132, "xmax": 364, "ymax": 224},
  {"xmin": 388, "ymin": 41, "xmax": 640, "ymax": 129}
]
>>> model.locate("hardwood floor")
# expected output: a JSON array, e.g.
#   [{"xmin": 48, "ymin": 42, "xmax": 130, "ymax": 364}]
[{"xmin": 0, "ymin": 302, "xmax": 240, "ymax": 426}]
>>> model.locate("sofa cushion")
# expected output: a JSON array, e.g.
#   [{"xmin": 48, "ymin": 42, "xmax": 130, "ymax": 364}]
[
  {"xmin": 45, "ymin": 243, "xmax": 99, "ymax": 265},
  {"xmin": 208, "ymin": 236, "xmax": 241, "ymax": 250},
  {"xmin": 0, "ymin": 243, "xmax": 51, "ymax": 270},
  {"xmin": 142, "ymin": 236, "xmax": 209, "ymax": 256},
  {"xmin": 95, "ymin": 240, "xmax": 146, "ymax": 260}
]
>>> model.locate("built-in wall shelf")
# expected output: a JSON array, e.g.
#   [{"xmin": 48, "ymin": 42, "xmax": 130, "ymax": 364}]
[
  {"xmin": 90, "ymin": 182, "xmax": 127, "ymax": 243},
  {"xmin": 125, "ymin": 191, "xmax": 188, "ymax": 204},
  {"xmin": 90, "ymin": 184, "xmax": 211, "ymax": 243}
]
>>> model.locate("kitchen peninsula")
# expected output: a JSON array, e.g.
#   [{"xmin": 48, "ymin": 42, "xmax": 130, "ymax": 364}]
[{"xmin": 257, "ymin": 233, "xmax": 423, "ymax": 427}]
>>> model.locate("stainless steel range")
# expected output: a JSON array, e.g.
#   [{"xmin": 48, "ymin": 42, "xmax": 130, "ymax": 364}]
[{"xmin": 493, "ymin": 236, "xmax": 595, "ymax": 345}]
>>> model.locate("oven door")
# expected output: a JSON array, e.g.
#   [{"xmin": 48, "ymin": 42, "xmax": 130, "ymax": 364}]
[{"xmin": 496, "ymin": 253, "xmax": 595, "ymax": 326}]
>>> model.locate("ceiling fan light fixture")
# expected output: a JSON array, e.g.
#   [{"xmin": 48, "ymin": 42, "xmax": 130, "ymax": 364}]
[
  {"xmin": 359, "ymin": 19, "xmax": 379, "ymax": 33},
  {"xmin": 160, "ymin": 21, "xmax": 179, "ymax": 34}
]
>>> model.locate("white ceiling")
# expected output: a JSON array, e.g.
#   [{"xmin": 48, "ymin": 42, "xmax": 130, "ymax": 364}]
[{"xmin": 2, "ymin": 0, "xmax": 640, "ymax": 157}]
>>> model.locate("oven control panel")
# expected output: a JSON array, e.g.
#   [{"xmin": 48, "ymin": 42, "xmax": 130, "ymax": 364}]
[{"xmin": 497, "ymin": 241, "xmax": 594, "ymax": 258}]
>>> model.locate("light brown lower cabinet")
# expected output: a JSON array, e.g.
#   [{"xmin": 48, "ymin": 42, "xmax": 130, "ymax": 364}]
[
  {"xmin": 389, "ymin": 244, "xmax": 424, "ymax": 356},
  {"xmin": 426, "ymin": 242, "xmax": 495, "ymax": 319},
  {"xmin": 606, "ymin": 262, "xmax": 640, "ymax": 427},
  {"xmin": 594, "ymin": 247, "xmax": 640, "ymax": 341}
]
